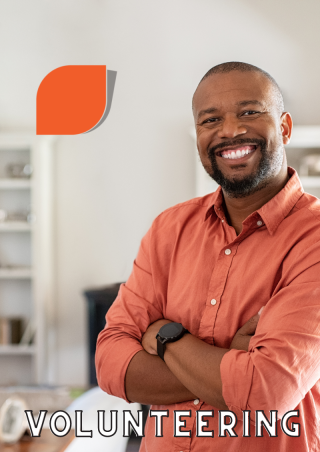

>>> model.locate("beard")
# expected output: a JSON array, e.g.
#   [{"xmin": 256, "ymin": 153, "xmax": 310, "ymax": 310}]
[{"xmin": 207, "ymin": 137, "xmax": 283, "ymax": 198}]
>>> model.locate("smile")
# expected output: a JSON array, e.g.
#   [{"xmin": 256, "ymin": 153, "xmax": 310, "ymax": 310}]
[{"xmin": 218, "ymin": 145, "xmax": 257, "ymax": 160}]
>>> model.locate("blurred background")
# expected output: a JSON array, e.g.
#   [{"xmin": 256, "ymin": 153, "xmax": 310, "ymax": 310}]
[{"xmin": 0, "ymin": 0, "xmax": 319, "ymax": 409}]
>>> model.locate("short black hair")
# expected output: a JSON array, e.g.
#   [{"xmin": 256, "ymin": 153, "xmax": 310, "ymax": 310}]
[{"xmin": 196, "ymin": 61, "xmax": 284, "ymax": 114}]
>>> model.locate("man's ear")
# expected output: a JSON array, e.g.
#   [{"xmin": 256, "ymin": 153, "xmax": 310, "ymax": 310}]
[{"xmin": 280, "ymin": 112, "xmax": 293, "ymax": 145}]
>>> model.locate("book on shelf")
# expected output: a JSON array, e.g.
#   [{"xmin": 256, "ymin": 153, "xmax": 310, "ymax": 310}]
[
  {"xmin": 19, "ymin": 319, "xmax": 36, "ymax": 345},
  {"xmin": 0, "ymin": 317, "xmax": 23, "ymax": 345}
]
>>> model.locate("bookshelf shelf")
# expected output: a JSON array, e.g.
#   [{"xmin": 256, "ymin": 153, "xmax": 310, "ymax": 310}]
[
  {"xmin": 0, "ymin": 179, "xmax": 32, "ymax": 189},
  {"xmin": 0, "ymin": 267, "xmax": 33, "ymax": 279},
  {"xmin": 0, "ymin": 345, "xmax": 36, "ymax": 355},
  {"xmin": 300, "ymin": 177, "xmax": 320, "ymax": 187},
  {"xmin": 0, "ymin": 222, "xmax": 32, "ymax": 231}
]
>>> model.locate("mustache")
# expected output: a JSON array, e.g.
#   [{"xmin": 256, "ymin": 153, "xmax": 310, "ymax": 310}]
[{"xmin": 208, "ymin": 138, "xmax": 266, "ymax": 157}]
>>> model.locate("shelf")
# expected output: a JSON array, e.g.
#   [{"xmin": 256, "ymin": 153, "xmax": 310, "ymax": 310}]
[
  {"xmin": 0, "ymin": 132, "xmax": 55, "ymax": 150},
  {"xmin": 287, "ymin": 126, "xmax": 320, "ymax": 148},
  {"xmin": 0, "ymin": 267, "xmax": 33, "ymax": 279},
  {"xmin": 0, "ymin": 345, "xmax": 35, "ymax": 355},
  {"xmin": 0, "ymin": 133, "xmax": 34, "ymax": 150},
  {"xmin": 0, "ymin": 222, "xmax": 32, "ymax": 231},
  {"xmin": 300, "ymin": 177, "xmax": 320, "ymax": 188},
  {"xmin": 0, "ymin": 179, "xmax": 32, "ymax": 189}
]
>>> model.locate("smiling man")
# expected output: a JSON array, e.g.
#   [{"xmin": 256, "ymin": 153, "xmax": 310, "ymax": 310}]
[{"xmin": 96, "ymin": 62, "xmax": 320, "ymax": 451}]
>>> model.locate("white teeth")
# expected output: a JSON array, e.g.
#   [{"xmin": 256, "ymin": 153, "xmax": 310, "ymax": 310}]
[
  {"xmin": 221, "ymin": 147, "xmax": 255, "ymax": 159},
  {"xmin": 221, "ymin": 147, "xmax": 256, "ymax": 159}
]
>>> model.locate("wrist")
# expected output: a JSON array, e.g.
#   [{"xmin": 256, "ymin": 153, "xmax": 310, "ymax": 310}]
[{"xmin": 156, "ymin": 322, "xmax": 189, "ymax": 361}]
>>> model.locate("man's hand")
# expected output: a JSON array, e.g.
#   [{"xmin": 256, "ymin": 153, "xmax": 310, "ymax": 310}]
[
  {"xmin": 229, "ymin": 307, "xmax": 264, "ymax": 351},
  {"xmin": 142, "ymin": 319, "xmax": 172, "ymax": 354}
]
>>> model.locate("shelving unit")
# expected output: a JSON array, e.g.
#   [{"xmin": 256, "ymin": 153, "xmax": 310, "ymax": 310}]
[
  {"xmin": 192, "ymin": 126, "xmax": 320, "ymax": 197},
  {"xmin": 0, "ymin": 132, "xmax": 54, "ymax": 385},
  {"xmin": 286, "ymin": 126, "xmax": 320, "ymax": 197}
]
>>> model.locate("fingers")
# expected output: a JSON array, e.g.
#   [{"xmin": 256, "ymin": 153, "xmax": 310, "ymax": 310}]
[
  {"xmin": 230, "ymin": 307, "xmax": 265, "ymax": 351},
  {"xmin": 238, "ymin": 307, "xmax": 265, "ymax": 336}
]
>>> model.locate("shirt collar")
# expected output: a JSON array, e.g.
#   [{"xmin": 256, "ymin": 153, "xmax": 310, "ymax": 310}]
[
  {"xmin": 204, "ymin": 187, "xmax": 223, "ymax": 221},
  {"xmin": 204, "ymin": 167, "xmax": 304, "ymax": 235}
]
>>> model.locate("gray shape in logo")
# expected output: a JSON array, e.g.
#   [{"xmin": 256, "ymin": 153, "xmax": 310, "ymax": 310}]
[{"xmin": 85, "ymin": 70, "xmax": 117, "ymax": 133}]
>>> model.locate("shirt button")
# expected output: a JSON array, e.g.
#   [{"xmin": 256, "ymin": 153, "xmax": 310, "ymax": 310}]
[
  {"xmin": 257, "ymin": 220, "xmax": 263, "ymax": 227},
  {"xmin": 221, "ymin": 219, "xmax": 224, "ymax": 223},
  {"xmin": 194, "ymin": 399, "xmax": 200, "ymax": 405},
  {"xmin": 210, "ymin": 299, "xmax": 217, "ymax": 306},
  {"xmin": 225, "ymin": 249, "xmax": 231, "ymax": 255}
]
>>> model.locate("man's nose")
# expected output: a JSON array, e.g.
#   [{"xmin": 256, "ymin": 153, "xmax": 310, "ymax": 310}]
[{"xmin": 217, "ymin": 114, "xmax": 247, "ymax": 139}]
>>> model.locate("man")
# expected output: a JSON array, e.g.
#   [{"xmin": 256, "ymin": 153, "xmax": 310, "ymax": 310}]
[{"xmin": 96, "ymin": 62, "xmax": 320, "ymax": 451}]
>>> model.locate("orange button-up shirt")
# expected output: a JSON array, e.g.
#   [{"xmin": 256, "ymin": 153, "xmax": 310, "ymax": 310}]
[{"xmin": 96, "ymin": 167, "xmax": 320, "ymax": 452}]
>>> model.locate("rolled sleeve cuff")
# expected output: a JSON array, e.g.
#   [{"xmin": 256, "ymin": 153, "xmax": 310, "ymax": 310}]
[
  {"xmin": 96, "ymin": 339, "xmax": 143, "ymax": 403},
  {"xmin": 220, "ymin": 348, "xmax": 254, "ymax": 417}
]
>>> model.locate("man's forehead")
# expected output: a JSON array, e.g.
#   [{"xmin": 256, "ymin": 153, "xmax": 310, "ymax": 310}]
[{"xmin": 193, "ymin": 71, "xmax": 273, "ymax": 113}]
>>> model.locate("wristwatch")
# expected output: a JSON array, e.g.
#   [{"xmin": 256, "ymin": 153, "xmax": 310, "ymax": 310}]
[{"xmin": 156, "ymin": 322, "xmax": 189, "ymax": 361}]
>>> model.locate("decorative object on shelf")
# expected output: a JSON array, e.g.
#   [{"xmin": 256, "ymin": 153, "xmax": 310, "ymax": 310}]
[
  {"xmin": 27, "ymin": 212, "xmax": 36, "ymax": 223},
  {"xmin": 0, "ymin": 210, "xmax": 6, "ymax": 222},
  {"xmin": 19, "ymin": 320, "xmax": 36, "ymax": 346},
  {"xmin": 6, "ymin": 163, "xmax": 33, "ymax": 179},
  {"xmin": 299, "ymin": 154, "xmax": 320, "ymax": 176},
  {"xmin": 0, "ymin": 209, "xmax": 35, "ymax": 223},
  {"xmin": 0, "ymin": 318, "xmax": 24, "ymax": 345},
  {"xmin": 7, "ymin": 210, "xmax": 29, "ymax": 222},
  {"xmin": 0, "ymin": 386, "xmax": 73, "ymax": 417},
  {"xmin": 0, "ymin": 396, "xmax": 28, "ymax": 444}
]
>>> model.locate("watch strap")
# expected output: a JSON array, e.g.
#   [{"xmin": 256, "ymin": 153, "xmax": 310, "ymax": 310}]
[{"xmin": 156, "ymin": 336, "xmax": 166, "ymax": 361}]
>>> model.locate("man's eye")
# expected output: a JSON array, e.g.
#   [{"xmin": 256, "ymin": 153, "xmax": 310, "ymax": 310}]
[
  {"xmin": 242, "ymin": 110, "xmax": 259, "ymax": 116},
  {"xmin": 203, "ymin": 117, "xmax": 219, "ymax": 124}
]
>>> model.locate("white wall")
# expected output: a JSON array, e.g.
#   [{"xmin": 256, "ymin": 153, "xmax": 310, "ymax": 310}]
[{"xmin": 0, "ymin": 0, "xmax": 319, "ymax": 385}]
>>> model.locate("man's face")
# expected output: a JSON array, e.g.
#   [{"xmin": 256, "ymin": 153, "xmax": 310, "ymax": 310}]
[{"xmin": 193, "ymin": 71, "xmax": 291, "ymax": 198}]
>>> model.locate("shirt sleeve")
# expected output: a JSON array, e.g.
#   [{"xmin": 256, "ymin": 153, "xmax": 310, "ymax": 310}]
[
  {"xmin": 220, "ymin": 240, "xmax": 320, "ymax": 419},
  {"xmin": 95, "ymin": 225, "xmax": 164, "ymax": 402}
]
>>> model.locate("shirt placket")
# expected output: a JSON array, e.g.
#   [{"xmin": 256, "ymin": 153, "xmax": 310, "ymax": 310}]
[
  {"xmin": 198, "ymin": 241, "xmax": 240, "ymax": 343},
  {"xmin": 173, "ymin": 400, "xmax": 204, "ymax": 452},
  {"xmin": 198, "ymin": 210, "xmax": 263, "ymax": 344}
]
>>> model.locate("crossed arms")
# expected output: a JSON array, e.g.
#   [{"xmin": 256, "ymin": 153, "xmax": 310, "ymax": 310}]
[
  {"xmin": 125, "ymin": 314, "xmax": 260, "ymax": 408},
  {"xmin": 95, "ymin": 227, "xmax": 320, "ymax": 417}
]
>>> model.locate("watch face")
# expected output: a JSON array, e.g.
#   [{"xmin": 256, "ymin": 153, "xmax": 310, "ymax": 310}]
[{"xmin": 160, "ymin": 322, "xmax": 183, "ymax": 339}]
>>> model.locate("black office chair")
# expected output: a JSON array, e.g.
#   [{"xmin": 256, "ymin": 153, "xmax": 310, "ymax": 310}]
[
  {"xmin": 83, "ymin": 282, "xmax": 149, "ymax": 443},
  {"xmin": 83, "ymin": 283, "xmax": 122, "ymax": 385}
]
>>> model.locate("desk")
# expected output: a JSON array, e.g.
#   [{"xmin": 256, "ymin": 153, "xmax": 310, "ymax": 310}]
[{"xmin": 0, "ymin": 429, "xmax": 74, "ymax": 452}]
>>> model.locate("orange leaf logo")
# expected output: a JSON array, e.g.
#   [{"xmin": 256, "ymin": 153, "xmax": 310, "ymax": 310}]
[{"xmin": 36, "ymin": 65, "xmax": 116, "ymax": 135}]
